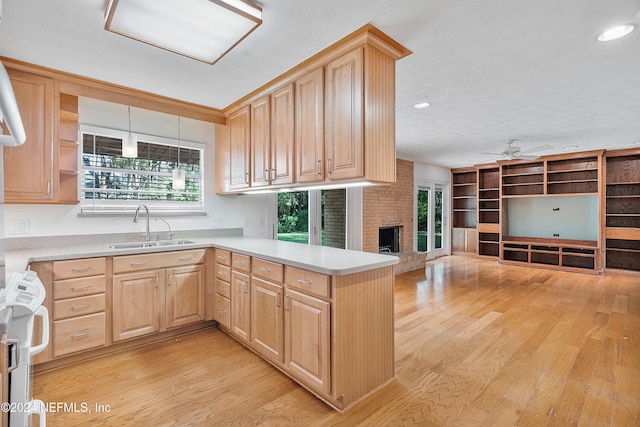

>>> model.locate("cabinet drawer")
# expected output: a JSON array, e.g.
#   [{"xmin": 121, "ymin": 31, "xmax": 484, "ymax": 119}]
[
  {"xmin": 54, "ymin": 275, "xmax": 106, "ymax": 300},
  {"xmin": 113, "ymin": 249, "xmax": 206, "ymax": 273},
  {"xmin": 53, "ymin": 257, "xmax": 106, "ymax": 280},
  {"xmin": 232, "ymin": 253, "xmax": 251, "ymax": 273},
  {"xmin": 215, "ymin": 249, "xmax": 231, "ymax": 266},
  {"xmin": 214, "ymin": 296, "xmax": 231, "ymax": 329},
  {"xmin": 53, "ymin": 312, "xmax": 106, "ymax": 357},
  {"xmin": 285, "ymin": 266, "xmax": 330, "ymax": 299},
  {"xmin": 53, "ymin": 294, "xmax": 106, "ymax": 320},
  {"xmin": 252, "ymin": 258, "xmax": 284, "ymax": 283},
  {"xmin": 216, "ymin": 264, "xmax": 231, "ymax": 282},
  {"xmin": 215, "ymin": 278, "xmax": 230, "ymax": 298}
]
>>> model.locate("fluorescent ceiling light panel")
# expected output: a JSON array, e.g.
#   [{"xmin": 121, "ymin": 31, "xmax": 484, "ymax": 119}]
[{"xmin": 105, "ymin": 0, "xmax": 262, "ymax": 64}]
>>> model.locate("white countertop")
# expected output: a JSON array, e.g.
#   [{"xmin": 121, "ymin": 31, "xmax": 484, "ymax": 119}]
[{"xmin": 7, "ymin": 236, "xmax": 398, "ymax": 276}]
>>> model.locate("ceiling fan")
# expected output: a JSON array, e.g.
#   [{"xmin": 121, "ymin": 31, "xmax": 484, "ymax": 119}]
[{"xmin": 484, "ymin": 139, "xmax": 552, "ymax": 161}]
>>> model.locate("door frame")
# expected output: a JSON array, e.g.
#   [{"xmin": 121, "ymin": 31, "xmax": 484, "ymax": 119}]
[{"xmin": 415, "ymin": 180, "xmax": 450, "ymax": 260}]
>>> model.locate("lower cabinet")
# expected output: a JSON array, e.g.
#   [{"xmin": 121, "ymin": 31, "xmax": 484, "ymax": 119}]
[
  {"xmin": 452, "ymin": 227, "xmax": 477, "ymax": 254},
  {"xmin": 112, "ymin": 249, "xmax": 206, "ymax": 342},
  {"xmin": 251, "ymin": 277, "xmax": 284, "ymax": 363},
  {"xmin": 112, "ymin": 269, "xmax": 163, "ymax": 342},
  {"xmin": 230, "ymin": 270, "xmax": 251, "ymax": 342},
  {"xmin": 165, "ymin": 265, "xmax": 205, "ymax": 329},
  {"xmin": 51, "ymin": 258, "xmax": 108, "ymax": 359},
  {"xmin": 284, "ymin": 288, "xmax": 330, "ymax": 395}
]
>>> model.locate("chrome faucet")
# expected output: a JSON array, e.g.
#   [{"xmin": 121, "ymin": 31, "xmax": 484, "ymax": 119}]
[
  {"xmin": 155, "ymin": 218, "xmax": 175, "ymax": 241},
  {"xmin": 133, "ymin": 204, "xmax": 151, "ymax": 242}
]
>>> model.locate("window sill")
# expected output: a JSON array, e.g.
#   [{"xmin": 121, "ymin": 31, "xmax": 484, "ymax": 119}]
[{"xmin": 78, "ymin": 210, "xmax": 207, "ymax": 218}]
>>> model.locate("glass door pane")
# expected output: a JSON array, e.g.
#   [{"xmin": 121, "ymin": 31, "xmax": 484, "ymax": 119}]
[
  {"xmin": 277, "ymin": 191, "xmax": 309, "ymax": 244},
  {"xmin": 435, "ymin": 187, "xmax": 443, "ymax": 250},
  {"xmin": 417, "ymin": 189, "xmax": 429, "ymax": 252}
]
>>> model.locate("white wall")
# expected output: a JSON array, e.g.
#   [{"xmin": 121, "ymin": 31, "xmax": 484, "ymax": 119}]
[
  {"xmin": 4, "ymin": 98, "xmax": 270, "ymax": 238},
  {"xmin": 507, "ymin": 195, "xmax": 598, "ymax": 240},
  {"xmin": 412, "ymin": 160, "xmax": 451, "ymax": 184}
]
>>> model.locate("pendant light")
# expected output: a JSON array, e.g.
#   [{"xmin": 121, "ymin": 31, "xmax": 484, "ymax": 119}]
[
  {"xmin": 123, "ymin": 106, "xmax": 138, "ymax": 158},
  {"xmin": 172, "ymin": 116, "xmax": 185, "ymax": 190}
]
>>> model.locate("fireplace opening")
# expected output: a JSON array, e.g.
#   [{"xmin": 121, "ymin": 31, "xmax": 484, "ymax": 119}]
[{"xmin": 379, "ymin": 226, "xmax": 400, "ymax": 253}]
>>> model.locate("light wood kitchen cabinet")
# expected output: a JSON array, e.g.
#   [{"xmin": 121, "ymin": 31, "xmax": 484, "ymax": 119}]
[
  {"xmin": 284, "ymin": 287, "xmax": 330, "ymax": 395},
  {"xmin": 3, "ymin": 68, "xmax": 55, "ymax": 203},
  {"xmin": 112, "ymin": 250, "xmax": 206, "ymax": 341},
  {"xmin": 228, "ymin": 106, "xmax": 251, "ymax": 191},
  {"xmin": 324, "ymin": 47, "xmax": 363, "ymax": 181},
  {"xmin": 213, "ymin": 249, "xmax": 232, "ymax": 328},
  {"xmin": 165, "ymin": 265, "xmax": 205, "ymax": 329},
  {"xmin": 295, "ymin": 67, "xmax": 325, "ymax": 183},
  {"xmin": 251, "ymin": 277, "xmax": 284, "ymax": 363},
  {"xmin": 270, "ymin": 83, "xmax": 295, "ymax": 186},
  {"xmin": 51, "ymin": 257, "xmax": 107, "ymax": 358},
  {"xmin": 250, "ymin": 258, "xmax": 285, "ymax": 363},
  {"xmin": 250, "ymin": 83, "xmax": 295, "ymax": 188},
  {"xmin": 250, "ymin": 95, "xmax": 271, "ymax": 188},
  {"xmin": 230, "ymin": 270, "xmax": 251, "ymax": 342},
  {"xmin": 112, "ymin": 269, "xmax": 163, "ymax": 342}
]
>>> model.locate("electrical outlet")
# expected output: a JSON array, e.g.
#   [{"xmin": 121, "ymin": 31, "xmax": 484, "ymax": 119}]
[{"xmin": 8, "ymin": 219, "xmax": 29, "ymax": 235}]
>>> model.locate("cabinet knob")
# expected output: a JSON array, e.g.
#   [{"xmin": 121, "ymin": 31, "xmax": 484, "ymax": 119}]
[
  {"xmin": 71, "ymin": 332, "xmax": 90, "ymax": 339},
  {"xmin": 71, "ymin": 304, "xmax": 90, "ymax": 311},
  {"xmin": 71, "ymin": 267, "xmax": 90, "ymax": 272}
]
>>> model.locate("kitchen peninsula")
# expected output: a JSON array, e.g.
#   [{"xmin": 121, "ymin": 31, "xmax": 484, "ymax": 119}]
[{"xmin": 7, "ymin": 232, "xmax": 398, "ymax": 412}]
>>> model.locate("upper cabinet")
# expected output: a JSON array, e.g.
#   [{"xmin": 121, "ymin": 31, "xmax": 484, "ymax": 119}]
[
  {"xmin": 216, "ymin": 24, "xmax": 411, "ymax": 194},
  {"xmin": 295, "ymin": 68, "xmax": 325, "ymax": 183},
  {"xmin": 228, "ymin": 106, "xmax": 251, "ymax": 191},
  {"xmin": 3, "ymin": 69, "xmax": 55, "ymax": 203}
]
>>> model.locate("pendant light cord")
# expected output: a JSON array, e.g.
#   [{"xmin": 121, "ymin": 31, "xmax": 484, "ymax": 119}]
[
  {"xmin": 177, "ymin": 117, "xmax": 181, "ymax": 166},
  {"xmin": 128, "ymin": 106, "xmax": 132, "ymax": 135}
]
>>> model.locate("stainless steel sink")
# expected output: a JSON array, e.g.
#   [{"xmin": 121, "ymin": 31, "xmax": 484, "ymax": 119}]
[
  {"xmin": 154, "ymin": 240, "xmax": 194, "ymax": 246},
  {"xmin": 108, "ymin": 240, "xmax": 194, "ymax": 249}
]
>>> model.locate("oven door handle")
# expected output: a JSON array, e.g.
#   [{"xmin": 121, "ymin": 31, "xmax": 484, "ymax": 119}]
[{"xmin": 30, "ymin": 306, "xmax": 50, "ymax": 357}]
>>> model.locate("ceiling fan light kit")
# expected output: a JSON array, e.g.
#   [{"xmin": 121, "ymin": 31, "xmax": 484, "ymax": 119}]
[{"xmin": 483, "ymin": 140, "xmax": 553, "ymax": 161}]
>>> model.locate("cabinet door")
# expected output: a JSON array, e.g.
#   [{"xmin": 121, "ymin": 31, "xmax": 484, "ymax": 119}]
[
  {"xmin": 112, "ymin": 270, "xmax": 162, "ymax": 341},
  {"xmin": 251, "ymin": 277, "xmax": 284, "ymax": 363},
  {"xmin": 3, "ymin": 69, "xmax": 55, "ymax": 202},
  {"xmin": 228, "ymin": 106, "xmax": 251, "ymax": 190},
  {"xmin": 285, "ymin": 288, "xmax": 330, "ymax": 395},
  {"xmin": 271, "ymin": 83, "xmax": 295, "ymax": 185},
  {"xmin": 295, "ymin": 68, "xmax": 325, "ymax": 183},
  {"xmin": 231, "ymin": 271, "xmax": 251, "ymax": 342},
  {"xmin": 250, "ymin": 96, "xmax": 270, "ymax": 188},
  {"xmin": 165, "ymin": 265, "xmax": 205, "ymax": 329},
  {"xmin": 325, "ymin": 47, "xmax": 364, "ymax": 181}
]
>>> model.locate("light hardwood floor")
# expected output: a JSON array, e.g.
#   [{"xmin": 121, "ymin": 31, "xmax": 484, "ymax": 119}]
[{"xmin": 32, "ymin": 256, "xmax": 640, "ymax": 426}]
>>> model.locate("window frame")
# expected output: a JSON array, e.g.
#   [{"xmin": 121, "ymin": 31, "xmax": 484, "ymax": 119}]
[{"xmin": 79, "ymin": 124, "xmax": 206, "ymax": 216}]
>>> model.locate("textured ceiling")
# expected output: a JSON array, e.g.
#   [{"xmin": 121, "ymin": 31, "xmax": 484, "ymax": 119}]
[{"xmin": 1, "ymin": 0, "xmax": 639, "ymax": 168}]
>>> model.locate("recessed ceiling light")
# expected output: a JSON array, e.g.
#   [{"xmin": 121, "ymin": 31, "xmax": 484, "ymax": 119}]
[
  {"xmin": 597, "ymin": 24, "xmax": 637, "ymax": 42},
  {"xmin": 563, "ymin": 145, "xmax": 578, "ymax": 150},
  {"xmin": 413, "ymin": 102, "xmax": 430, "ymax": 109}
]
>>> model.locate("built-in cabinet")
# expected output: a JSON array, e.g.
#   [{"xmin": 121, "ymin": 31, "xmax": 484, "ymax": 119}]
[
  {"xmin": 111, "ymin": 249, "xmax": 206, "ymax": 342},
  {"xmin": 451, "ymin": 168, "xmax": 477, "ymax": 254},
  {"xmin": 3, "ymin": 68, "xmax": 55, "ymax": 203},
  {"xmin": 477, "ymin": 165, "xmax": 500, "ymax": 257},
  {"xmin": 452, "ymin": 149, "xmax": 640, "ymax": 274},
  {"xmin": 605, "ymin": 149, "xmax": 640, "ymax": 272},
  {"xmin": 213, "ymin": 249, "xmax": 394, "ymax": 411},
  {"xmin": 216, "ymin": 25, "xmax": 409, "ymax": 194},
  {"xmin": 295, "ymin": 68, "xmax": 325, "ymax": 183},
  {"xmin": 51, "ymin": 258, "xmax": 107, "ymax": 358}
]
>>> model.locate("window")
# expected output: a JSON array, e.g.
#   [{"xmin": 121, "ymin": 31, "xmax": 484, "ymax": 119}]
[{"xmin": 80, "ymin": 125, "xmax": 204, "ymax": 214}]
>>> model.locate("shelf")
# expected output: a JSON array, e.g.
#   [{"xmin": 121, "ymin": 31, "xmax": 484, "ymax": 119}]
[
  {"xmin": 548, "ymin": 179, "xmax": 598, "ymax": 184},
  {"xmin": 502, "ymin": 172, "xmax": 543, "ymax": 178},
  {"xmin": 453, "ymin": 195, "xmax": 476, "ymax": 199},
  {"xmin": 607, "ymin": 181, "xmax": 640, "ymax": 186},
  {"xmin": 606, "ymin": 195, "xmax": 640, "ymax": 199},
  {"xmin": 479, "ymin": 187, "xmax": 499, "ymax": 191},
  {"xmin": 453, "ymin": 182, "xmax": 477, "ymax": 187},
  {"xmin": 453, "ymin": 209, "xmax": 476, "ymax": 212},
  {"xmin": 547, "ymin": 168, "xmax": 598, "ymax": 174},
  {"xmin": 502, "ymin": 182, "xmax": 543, "ymax": 187},
  {"xmin": 607, "ymin": 213, "xmax": 640, "ymax": 217}
]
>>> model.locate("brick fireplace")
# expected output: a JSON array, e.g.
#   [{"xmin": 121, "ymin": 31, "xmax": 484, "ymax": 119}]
[{"xmin": 363, "ymin": 159, "xmax": 426, "ymax": 273}]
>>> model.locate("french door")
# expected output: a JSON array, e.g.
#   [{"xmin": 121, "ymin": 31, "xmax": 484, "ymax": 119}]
[{"xmin": 416, "ymin": 182, "xmax": 448, "ymax": 259}]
